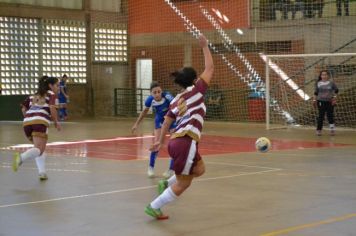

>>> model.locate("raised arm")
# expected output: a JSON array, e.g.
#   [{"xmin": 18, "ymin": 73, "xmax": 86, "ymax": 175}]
[{"xmin": 198, "ymin": 34, "xmax": 214, "ymax": 85}]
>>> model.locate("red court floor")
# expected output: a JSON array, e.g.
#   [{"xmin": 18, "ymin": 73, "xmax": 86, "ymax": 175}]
[{"xmin": 6, "ymin": 135, "xmax": 350, "ymax": 160}]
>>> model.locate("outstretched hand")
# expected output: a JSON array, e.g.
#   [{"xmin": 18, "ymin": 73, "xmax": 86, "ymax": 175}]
[{"xmin": 198, "ymin": 34, "xmax": 208, "ymax": 48}]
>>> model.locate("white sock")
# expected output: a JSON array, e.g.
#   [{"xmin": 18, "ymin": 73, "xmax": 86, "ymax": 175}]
[
  {"xmin": 151, "ymin": 186, "xmax": 177, "ymax": 209},
  {"xmin": 21, "ymin": 148, "xmax": 41, "ymax": 162},
  {"xmin": 35, "ymin": 153, "xmax": 46, "ymax": 174},
  {"xmin": 167, "ymin": 175, "xmax": 177, "ymax": 186}
]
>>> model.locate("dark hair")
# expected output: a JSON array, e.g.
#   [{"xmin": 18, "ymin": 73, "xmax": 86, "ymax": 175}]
[
  {"xmin": 150, "ymin": 81, "xmax": 160, "ymax": 91},
  {"xmin": 317, "ymin": 70, "xmax": 328, "ymax": 82},
  {"xmin": 62, "ymin": 74, "xmax": 68, "ymax": 78},
  {"xmin": 170, "ymin": 67, "xmax": 197, "ymax": 89},
  {"xmin": 36, "ymin": 76, "xmax": 58, "ymax": 96}
]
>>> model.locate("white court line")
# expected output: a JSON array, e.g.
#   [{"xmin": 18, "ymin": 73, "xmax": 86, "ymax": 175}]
[
  {"xmin": 0, "ymin": 163, "xmax": 282, "ymax": 209},
  {"xmin": 0, "ymin": 165, "xmax": 90, "ymax": 173},
  {"xmin": 206, "ymin": 161, "xmax": 281, "ymax": 170},
  {"xmin": 2, "ymin": 135, "xmax": 155, "ymax": 149}
]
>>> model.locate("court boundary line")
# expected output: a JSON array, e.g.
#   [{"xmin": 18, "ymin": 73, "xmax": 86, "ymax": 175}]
[
  {"xmin": 0, "ymin": 163, "xmax": 281, "ymax": 209},
  {"xmin": 261, "ymin": 213, "xmax": 356, "ymax": 236}
]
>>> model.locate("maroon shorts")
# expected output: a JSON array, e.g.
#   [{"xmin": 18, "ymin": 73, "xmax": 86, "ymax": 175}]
[
  {"xmin": 168, "ymin": 136, "xmax": 201, "ymax": 175},
  {"xmin": 24, "ymin": 124, "xmax": 48, "ymax": 141}
]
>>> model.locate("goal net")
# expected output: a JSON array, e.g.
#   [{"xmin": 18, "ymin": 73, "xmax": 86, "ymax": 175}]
[{"xmin": 264, "ymin": 53, "xmax": 356, "ymax": 130}]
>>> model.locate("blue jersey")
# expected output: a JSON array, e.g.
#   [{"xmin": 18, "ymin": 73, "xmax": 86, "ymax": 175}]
[
  {"xmin": 145, "ymin": 92, "xmax": 175, "ymax": 129},
  {"xmin": 58, "ymin": 80, "xmax": 67, "ymax": 104}
]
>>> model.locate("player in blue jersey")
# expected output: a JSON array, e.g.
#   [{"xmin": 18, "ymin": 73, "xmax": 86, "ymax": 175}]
[
  {"xmin": 132, "ymin": 82, "xmax": 176, "ymax": 178},
  {"xmin": 58, "ymin": 74, "xmax": 69, "ymax": 121}
]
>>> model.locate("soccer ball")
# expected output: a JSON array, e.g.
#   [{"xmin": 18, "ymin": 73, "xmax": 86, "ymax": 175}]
[{"xmin": 255, "ymin": 137, "xmax": 271, "ymax": 153}]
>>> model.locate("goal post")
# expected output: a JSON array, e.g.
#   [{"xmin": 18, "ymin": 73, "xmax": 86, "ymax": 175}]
[{"xmin": 264, "ymin": 52, "xmax": 356, "ymax": 130}]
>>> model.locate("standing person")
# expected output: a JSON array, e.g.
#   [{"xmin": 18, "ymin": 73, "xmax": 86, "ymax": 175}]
[
  {"xmin": 58, "ymin": 74, "xmax": 69, "ymax": 121},
  {"xmin": 13, "ymin": 76, "xmax": 61, "ymax": 180},
  {"xmin": 132, "ymin": 82, "xmax": 176, "ymax": 178},
  {"xmin": 313, "ymin": 70, "xmax": 339, "ymax": 136},
  {"xmin": 144, "ymin": 34, "xmax": 214, "ymax": 219}
]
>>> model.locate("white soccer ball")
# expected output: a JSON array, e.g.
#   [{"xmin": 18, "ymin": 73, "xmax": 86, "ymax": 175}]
[{"xmin": 255, "ymin": 137, "xmax": 271, "ymax": 153}]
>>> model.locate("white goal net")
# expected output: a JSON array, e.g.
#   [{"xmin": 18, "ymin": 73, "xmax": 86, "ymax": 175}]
[{"xmin": 264, "ymin": 53, "xmax": 356, "ymax": 130}]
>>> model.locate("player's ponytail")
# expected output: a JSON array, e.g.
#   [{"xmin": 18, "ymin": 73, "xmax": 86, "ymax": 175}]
[
  {"xmin": 36, "ymin": 76, "xmax": 58, "ymax": 96},
  {"xmin": 170, "ymin": 67, "xmax": 197, "ymax": 89}
]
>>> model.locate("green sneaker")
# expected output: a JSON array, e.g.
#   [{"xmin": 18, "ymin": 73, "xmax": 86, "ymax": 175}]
[
  {"xmin": 158, "ymin": 179, "xmax": 168, "ymax": 195},
  {"xmin": 144, "ymin": 204, "xmax": 169, "ymax": 220},
  {"xmin": 12, "ymin": 152, "xmax": 22, "ymax": 172}
]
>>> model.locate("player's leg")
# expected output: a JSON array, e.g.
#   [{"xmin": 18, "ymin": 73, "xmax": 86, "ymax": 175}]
[
  {"xmin": 146, "ymin": 136, "xmax": 199, "ymax": 219},
  {"xmin": 147, "ymin": 128, "xmax": 161, "ymax": 177},
  {"xmin": 326, "ymin": 102, "xmax": 335, "ymax": 135},
  {"xmin": 13, "ymin": 125, "xmax": 42, "ymax": 172},
  {"xmin": 33, "ymin": 135, "xmax": 49, "ymax": 180},
  {"xmin": 162, "ymin": 125, "xmax": 177, "ymax": 178},
  {"xmin": 316, "ymin": 101, "xmax": 326, "ymax": 135}
]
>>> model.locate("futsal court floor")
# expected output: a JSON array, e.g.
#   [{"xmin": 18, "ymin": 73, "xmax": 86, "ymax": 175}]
[{"xmin": 1, "ymin": 119, "xmax": 355, "ymax": 236}]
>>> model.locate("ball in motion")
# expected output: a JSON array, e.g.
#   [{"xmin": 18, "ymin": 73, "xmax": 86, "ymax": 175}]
[{"xmin": 255, "ymin": 137, "xmax": 271, "ymax": 153}]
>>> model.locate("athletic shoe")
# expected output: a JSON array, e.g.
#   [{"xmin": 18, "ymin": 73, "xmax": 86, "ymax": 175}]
[
  {"xmin": 147, "ymin": 167, "xmax": 155, "ymax": 178},
  {"xmin": 158, "ymin": 179, "xmax": 168, "ymax": 195},
  {"xmin": 12, "ymin": 152, "xmax": 22, "ymax": 172},
  {"xmin": 39, "ymin": 173, "xmax": 48, "ymax": 181},
  {"xmin": 144, "ymin": 204, "xmax": 169, "ymax": 220},
  {"xmin": 316, "ymin": 130, "xmax": 321, "ymax": 136},
  {"xmin": 162, "ymin": 169, "xmax": 174, "ymax": 179}
]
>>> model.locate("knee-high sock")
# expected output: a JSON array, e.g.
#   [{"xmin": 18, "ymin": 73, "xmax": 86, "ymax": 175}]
[
  {"xmin": 151, "ymin": 186, "xmax": 177, "ymax": 209},
  {"xmin": 149, "ymin": 151, "xmax": 158, "ymax": 168},
  {"xmin": 21, "ymin": 148, "xmax": 41, "ymax": 162},
  {"xmin": 35, "ymin": 153, "xmax": 46, "ymax": 174},
  {"xmin": 167, "ymin": 175, "xmax": 177, "ymax": 186}
]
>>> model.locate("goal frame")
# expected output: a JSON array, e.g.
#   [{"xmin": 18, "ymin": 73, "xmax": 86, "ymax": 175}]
[{"xmin": 265, "ymin": 52, "xmax": 356, "ymax": 130}]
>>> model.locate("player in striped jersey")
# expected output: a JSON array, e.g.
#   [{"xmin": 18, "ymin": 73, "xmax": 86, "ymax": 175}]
[
  {"xmin": 145, "ymin": 34, "xmax": 214, "ymax": 219},
  {"xmin": 12, "ymin": 76, "xmax": 61, "ymax": 180},
  {"xmin": 132, "ymin": 82, "xmax": 176, "ymax": 178}
]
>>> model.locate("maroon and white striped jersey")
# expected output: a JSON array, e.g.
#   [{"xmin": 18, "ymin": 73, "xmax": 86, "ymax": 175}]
[
  {"xmin": 22, "ymin": 90, "xmax": 57, "ymax": 127},
  {"xmin": 166, "ymin": 79, "xmax": 208, "ymax": 142}
]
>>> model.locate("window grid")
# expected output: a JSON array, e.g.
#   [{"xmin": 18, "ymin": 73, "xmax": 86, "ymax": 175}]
[
  {"xmin": 0, "ymin": 17, "xmax": 40, "ymax": 95},
  {"xmin": 42, "ymin": 19, "xmax": 87, "ymax": 84},
  {"xmin": 93, "ymin": 23, "xmax": 128, "ymax": 63}
]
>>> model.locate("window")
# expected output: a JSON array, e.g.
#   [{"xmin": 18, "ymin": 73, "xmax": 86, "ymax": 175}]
[
  {"xmin": 93, "ymin": 23, "xmax": 128, "ymax": 63},
  {"xmin": 0, "ymin": 17, "xmax": 40, "ymax": 95},
  {"xmin": 42, "ymin": 19, "xmax": 87, "ymax": 83}
]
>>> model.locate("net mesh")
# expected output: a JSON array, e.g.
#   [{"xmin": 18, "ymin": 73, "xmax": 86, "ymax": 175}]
[
  {"xmin": 126, "ymin": 0, "xmax": 356, "ymax": 124},
  {"xmin": 266, "ymin": 53, "xmax": 356, "ymax": 129}
]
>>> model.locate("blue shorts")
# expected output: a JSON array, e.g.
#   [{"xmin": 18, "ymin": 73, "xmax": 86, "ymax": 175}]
[
  {"xmin": 155, "ymin": 116, "xmax": 177, "ymax": 130},
  {"xmin": 58, "ymin": 95, "xmax": 67, "ymax": 104}
]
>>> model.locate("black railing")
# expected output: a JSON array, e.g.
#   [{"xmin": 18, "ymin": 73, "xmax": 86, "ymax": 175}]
[{"xmin": 114, "ymin": 88, "xmax": 151, "ymax": 116}]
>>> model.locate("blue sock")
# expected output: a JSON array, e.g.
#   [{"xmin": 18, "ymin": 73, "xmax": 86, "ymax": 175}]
[
  {"xmin": 149, "ymin": 151, "xmax": 158, "ymax": 168},
  {"xmin": 169, "ymin": 158, "xmax": 174, "ymax": 170},
  {"xmin": 63, "ymin": 108, "xmax": 67, "ymax": 117},
  {"xmin": 58, "ymin": 109, "xmax": 64, "ymax": 119}
]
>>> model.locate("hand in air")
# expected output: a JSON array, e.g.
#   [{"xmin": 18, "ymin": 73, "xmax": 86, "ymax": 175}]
[{"xmin": 198, "ymin": 34, "xmax": 208, "ymax": 48}]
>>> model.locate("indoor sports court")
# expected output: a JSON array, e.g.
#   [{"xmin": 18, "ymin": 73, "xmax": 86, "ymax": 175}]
[{"xmin": 1, "ymin": 1, "xmax": 356, "ymax": 236}]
